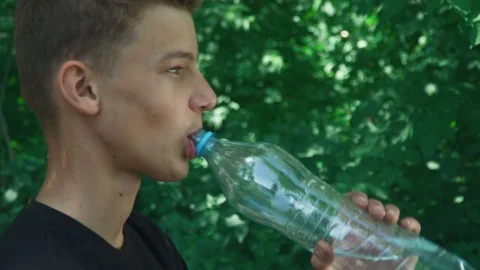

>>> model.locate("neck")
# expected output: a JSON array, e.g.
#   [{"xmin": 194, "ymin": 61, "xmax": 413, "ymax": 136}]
[{"xmin": 36, "ymin": 132, "xmax": 141, "ymax": 249}]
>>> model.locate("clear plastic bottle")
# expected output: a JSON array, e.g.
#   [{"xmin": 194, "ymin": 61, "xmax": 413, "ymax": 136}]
[{"xmin": 192, "ymin": 130, "xmax": 476, "ymax": 270}]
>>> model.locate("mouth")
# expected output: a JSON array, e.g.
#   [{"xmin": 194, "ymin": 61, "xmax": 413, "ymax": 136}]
[
  {"xmin": 185, "ymin": 127, "xmax": 202, "ymax": 159},
  {"xmin": 187, "ymin": 127, "xmax": 202, "ymax": 140}
]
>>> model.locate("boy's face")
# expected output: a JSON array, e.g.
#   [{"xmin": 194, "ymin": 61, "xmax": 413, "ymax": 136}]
[{"xmin": 92, "ymin": 5, "xmax": 217, "ymax": 181}]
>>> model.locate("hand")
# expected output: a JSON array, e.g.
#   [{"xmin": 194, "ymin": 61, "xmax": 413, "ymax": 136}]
[{"xmin": 310, "ymin": 191, "xmax": 422, "ymax": 270}]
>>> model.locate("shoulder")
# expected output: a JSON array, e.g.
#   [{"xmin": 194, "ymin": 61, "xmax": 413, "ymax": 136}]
[
  {"xmin": 0, "ymin": 227, "xmax": 83, "ymax": 270},
  {"xmin": 0, "ymin": 209, "xmax": 44, "ymax": 266},
  {"xmin": 0, "ymin": 252, "xmax": 84, "ymax": 270},
  {"xmin": 0, "ymin": 206, "xmax": 83, "ymax": 270}
]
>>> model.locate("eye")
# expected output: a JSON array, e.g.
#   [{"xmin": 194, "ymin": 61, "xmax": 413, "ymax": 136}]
[{"xmin": 167, "ymin": 66, "xmax": 184, "ymax": 75}]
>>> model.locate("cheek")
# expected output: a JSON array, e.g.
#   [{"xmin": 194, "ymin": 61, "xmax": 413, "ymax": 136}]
[
  {"xmin": 96, "ymin": 83, "xmax": 150, "ymax": 142},
  {"xmin": 101, "ymin": 74, "xmax": 192, "ymax": 143},
  {"xmin": 143, "ymin": 97, "xmax": 173, "ymax": 131},
  {"xmin": 96, "ymin": 98, "xmax": 138, "ymax": 149},
  {"xmin": 144, "ymin": 88, "xmax": 191, "ymax": 130},
  {"xmin": 106, "ymin": 92, "xmax": 142, "ymax": 126}
]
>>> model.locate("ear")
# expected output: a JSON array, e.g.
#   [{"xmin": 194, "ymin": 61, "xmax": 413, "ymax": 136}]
[{"xmin": 56, "ymin": 61, "xmax": 101, "ymax": 116}]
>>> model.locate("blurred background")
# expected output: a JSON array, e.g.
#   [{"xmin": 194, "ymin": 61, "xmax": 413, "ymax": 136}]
[{"xmin": 1, "ymin": 0, "xmax": 479, "ymax": 269}]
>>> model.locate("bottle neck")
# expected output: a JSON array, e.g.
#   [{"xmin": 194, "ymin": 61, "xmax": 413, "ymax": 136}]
[{"xmin": 192, "ymin": 130, "xmax": 216, "ymax": 158}]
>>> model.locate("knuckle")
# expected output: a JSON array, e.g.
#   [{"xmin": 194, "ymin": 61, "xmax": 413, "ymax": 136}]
[
  {"xmin": 385, "ymin": 204, "xmax": 400, "ymax": 213},
  {"xmin": 405, "ymin": 216, "xmax": 418, "ymax": 224},
  {"xmin": 410, "ymin": 218, "xmax": 422, "ymax": 230},
  {"xmin": 402, "ymin": 217, "xmax": 421, "ymax": 231},
  {"xmin": 368, "ymin": 199, "xmax": 384, "ymax": 207}
]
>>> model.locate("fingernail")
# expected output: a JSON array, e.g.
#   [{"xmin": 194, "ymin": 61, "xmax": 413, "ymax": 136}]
[
  {"xmin": 354, "ymin": 196, "xmax": 367, "ymax": 205},
  {"xmin": 315, "ymin": 248, "xmax": 324, "ymax": 259},
  {"xmin": 403, "ymin": 219, "xmax": 412, "ymax": 227},
  {"xmin": 372, "ymin": 205, "xmax": 383, "ymax": 214}
]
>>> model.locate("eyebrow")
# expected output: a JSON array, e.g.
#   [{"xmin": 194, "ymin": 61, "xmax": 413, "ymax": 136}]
[{"xmin": 155, "ymin": 50, "xmax": 198, "ymax": 63}]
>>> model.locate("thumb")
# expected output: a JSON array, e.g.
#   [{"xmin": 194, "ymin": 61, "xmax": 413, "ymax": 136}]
[{"xmin": 311, "ymin": 241, "xmax": 336, "ymax": 270}]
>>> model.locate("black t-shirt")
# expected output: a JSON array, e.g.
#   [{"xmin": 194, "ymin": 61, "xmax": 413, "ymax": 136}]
[{"xmin": 0, "ymin": 201, "xmax": 188, "ymax": 270}]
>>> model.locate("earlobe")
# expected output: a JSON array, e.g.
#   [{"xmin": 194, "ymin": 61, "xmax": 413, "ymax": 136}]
[{"xmin": 57, "ymin": 61, "xmax": 101, "ymax": 116}]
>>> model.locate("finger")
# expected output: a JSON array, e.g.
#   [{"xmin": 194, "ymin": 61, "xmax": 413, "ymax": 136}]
[
  {"xmin": 311, "ymin": 254, "xmax": 324, "ymax": 270},
  {"xmin": 368, "ymin": 199, "xmax": 386, "ymax": 221},
  {"xmin": 311, "ymin": 256, "xmax": 337, "ymax": 270},
  {"xmin": 345, "ymin": 191, "xmax": 369, "ymax": 210},
  {"xmin": 405, "ymin": 255, "xmax": 420, "ymax": 270},
  {"xmin": 400, "ymin": 217, "xmax": 422, "ymax": 235},
  {"xmin": 384, "ymin": 204, "xmax": 400, "ymax": 225},
  {"xmin": 399, "ymin": 217, "xmax": 421, "ymax": 269},
  {"xmin": 311, "ymin": 240, "xmax": 334, "ymax": 270}
]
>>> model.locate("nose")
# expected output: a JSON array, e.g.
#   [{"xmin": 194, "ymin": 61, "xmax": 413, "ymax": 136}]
[{"xmin": 190, "ymin": 74, "xmax": 217, "ymax": 112}]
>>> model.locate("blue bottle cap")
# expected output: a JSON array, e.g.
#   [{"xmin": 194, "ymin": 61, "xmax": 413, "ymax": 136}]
[{"xmin": 196, "ymin": 131, "xmax": 214, "ymax": 157}]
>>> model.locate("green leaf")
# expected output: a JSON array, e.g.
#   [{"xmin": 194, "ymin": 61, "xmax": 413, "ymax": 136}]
[
  {"xmin": 224, "ymin": 214, "xmax": 246, "ymax": 228},
  {"xmin": 367, "ymin": 183, "xmax": 389, "ymax": 201},
  {"xmin": 461, "ymin": 103, "xmax": 480, "ymax": 132},
  {"xmin": 351, "ymin": 100, "xmax": 379, "ymax": 127},
  {"xmin": 427, "ymin": 0, "xmax": 444, "ymax": 13},
  {"xmin": 472, "ymin": 0, "xmax": 480, "ymax": 13},
  {"xmin": 472, "ymin": 12, "xmax": 480, "ymax": 23},
  {"xmin": 234, "ymin": 224, "xmax": 249, "ymax": 243},
  {"xmin": 470, "ymin": 22, "xmax": 480, "ymax": 48},
  {"xmin": 381, "ymin": 0, "xmax": 407, "ymax": 18},
  {"xmin": 449, "ymin": 0, "xmax": 471, "ymax": 17},
  {"xmin": 413, "ymin": 112, "xmax": 455, "ymax": 158},
  {"xmin": 312, "ymin": 0, "xmax": 322, "ymax": 12}
]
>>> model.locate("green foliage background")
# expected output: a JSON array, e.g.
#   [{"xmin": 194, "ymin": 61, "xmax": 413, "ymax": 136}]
[{"xmin": 1, "ymin": 0, "xmax": 479, "ymax": 269}]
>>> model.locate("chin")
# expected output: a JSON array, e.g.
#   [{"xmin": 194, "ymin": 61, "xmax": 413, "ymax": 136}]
[
  {"xmin": 171, "ymin": 168, "xmax": 189, "ymax": 182},
  {"xmin": 153, "ymin": 161, "xmax": 190, "ymax": 182}
]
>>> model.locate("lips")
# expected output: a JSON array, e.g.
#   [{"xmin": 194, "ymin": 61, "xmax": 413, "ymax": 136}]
[
  {"xmin": 185, "ymin": 127, "xmax": 201, "ymax": 159},
  {"xmin": 187, "ymin": 128, "xmax": 200, "ymax": 139}
]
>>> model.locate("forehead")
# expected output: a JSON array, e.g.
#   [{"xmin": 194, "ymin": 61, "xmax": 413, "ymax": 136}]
[{"xmin": 120, "ymin": 5, "xmax": 198, "ymax": 62}]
